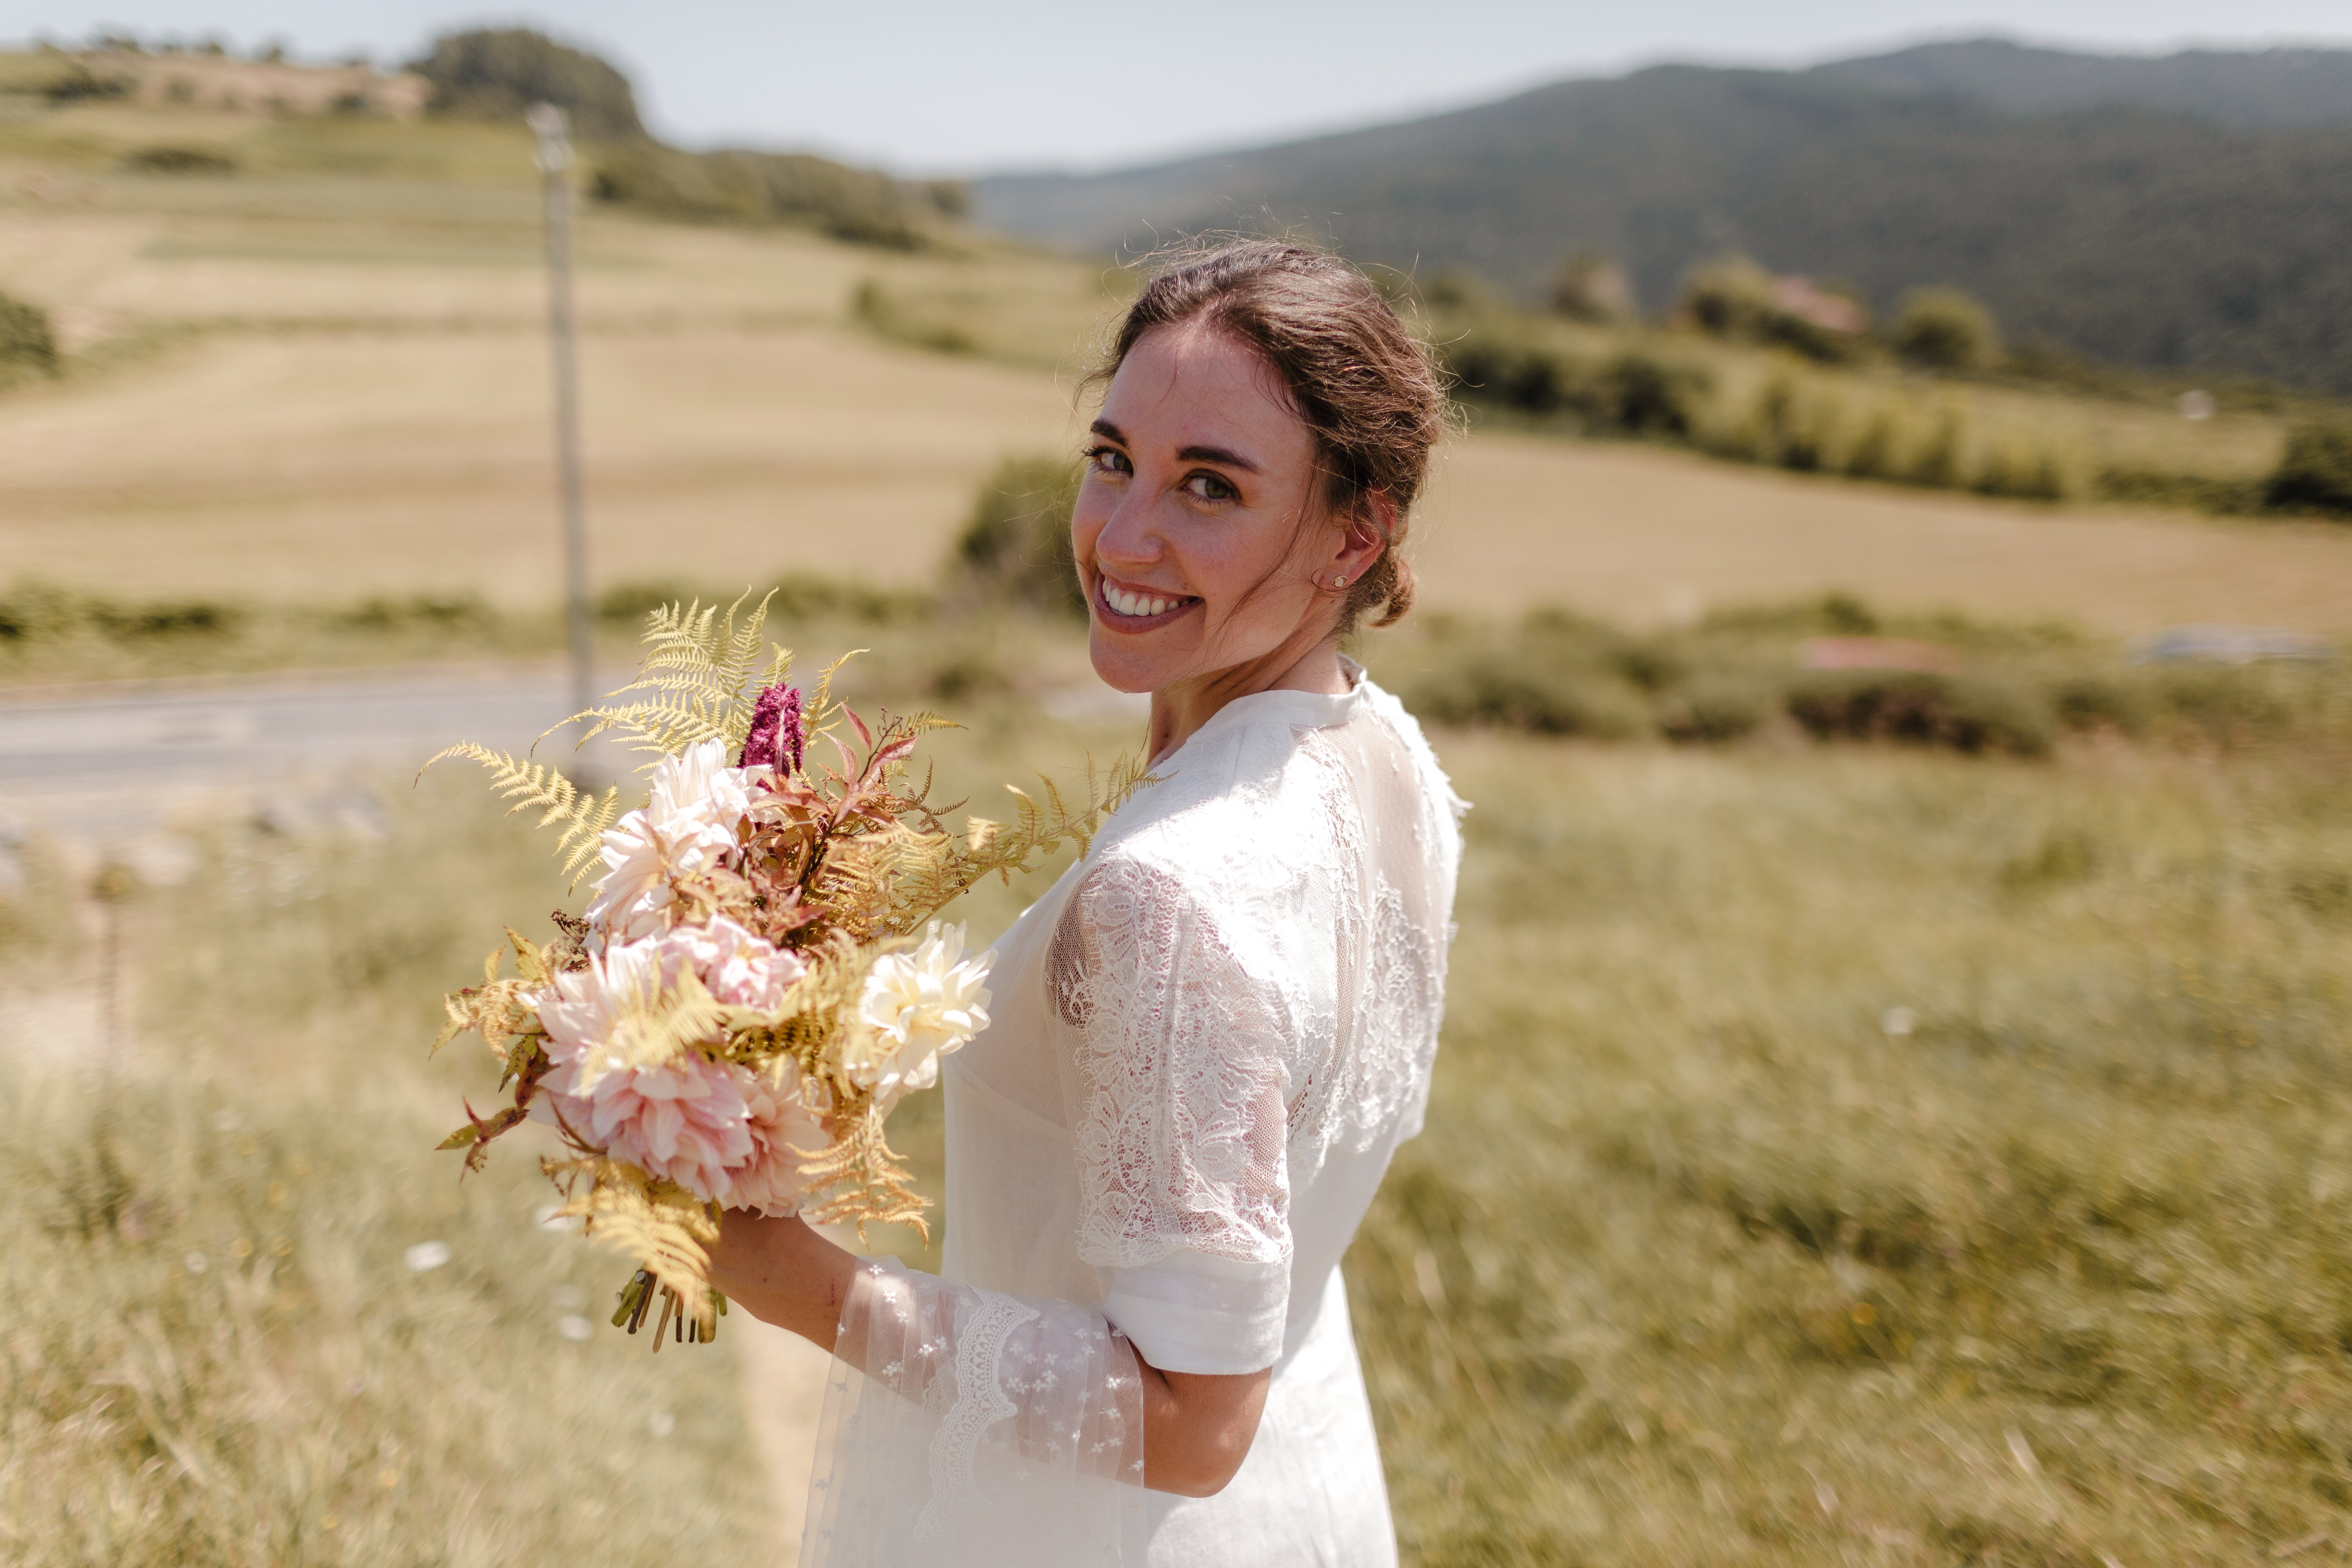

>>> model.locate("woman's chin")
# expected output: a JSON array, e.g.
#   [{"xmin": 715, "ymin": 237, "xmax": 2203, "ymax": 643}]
[{"xmin": 1086, "ymin": 627, "xmax": 1171, "ymax": 695}]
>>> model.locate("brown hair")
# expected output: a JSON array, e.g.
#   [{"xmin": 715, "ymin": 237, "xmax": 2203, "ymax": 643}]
[{"xmin": 1090, "ymin": 240, "xmax": 1447, "ymax": 633}]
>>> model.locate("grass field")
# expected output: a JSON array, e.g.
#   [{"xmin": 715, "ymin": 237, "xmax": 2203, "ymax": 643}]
[
  {"xmin": 3, "ymin": 110, "xmax": 2350, "ymax": 644},
  {"xmin": 7, "ymin": 668, "xmax": 2348, "ymax": 1565},
  {"xmin": 5, "ymin": 93, "xmax": 2352, "ymax": 1568}
]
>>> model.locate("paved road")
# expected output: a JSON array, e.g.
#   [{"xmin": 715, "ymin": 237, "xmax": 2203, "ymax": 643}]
[{"xmin": 0, "ymin": 662, "xmax": 635, "ymax": 842}]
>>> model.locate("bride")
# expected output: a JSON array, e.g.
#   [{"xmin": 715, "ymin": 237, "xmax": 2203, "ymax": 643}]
[{"xmin": 706, "ymin": 239, "xmax": 1466, "ymax": 1567}]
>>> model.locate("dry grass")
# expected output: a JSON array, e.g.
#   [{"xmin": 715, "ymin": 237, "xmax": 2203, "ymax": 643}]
[
  {"xmin": 1414, "ymin": 434, "xmax": 2352, "ymax": 636},
  {"xmin": 0, "ymin": 782, "xmax": 777, "ymax": 1566},
  {"xmin": 4, "ymin": 129, "xmax": 2350, "ymax": 641},
  {"xmin": 1352, "ymin": 731, "xmax": 2352, "ymax": 1565}
]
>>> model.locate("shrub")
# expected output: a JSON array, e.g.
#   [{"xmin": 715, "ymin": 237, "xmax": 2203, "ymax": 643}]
[
  {"xmin": 952, "ymin": 455, "xmax": 1085, "ymax": 617},
  {"xmin": 1408, "ymin": 655, "xmax": 1655, "ymax": 739},
  {"xmin": 1594, "ymin": 351, "xmax": 1709, "ymax": 436},
  {"xmin": 851, "ymin": 279, "xmax": 976, "ymax": 353},
  {"xmin": 335, "ymin": 592, "xmax": 491, "ymax": 633},
  {"xmin": 122, "ymin": 145, "xmax": 237, "ymax": 174},
  {"xmin": 0, "ymin": 584, "xmax": 246, "ymax": 648},
  {"xmin": 1785, "ymin": 670, "xmax": 2054, "ymax": 756},
  {"xmin": 408, "ymin": 28, "xmax": 644, "ymax": 140},
  {"xmin": 1679, "ymin": 255, "xmax": 1866, "ymax": 363},
  {"xmin": 0, "ymin": 292, "xmax": 60, "ymax": 383},
  {"xmin": 1446, "ymin": 339, "xmax": 1709, "ymax": 436},
  {"xmin": 2264, "ymin": 422, "xmax": 2352, "ymax": 517},
  {"xmin": 1657, "ymin": 677, "xmax": 1772, "ymax": 744},
  {"xmin": 596, "ymin": 575, "xmax": 929, "ymax": 628},
  {"xmin": 592, "ymin": 145, "xmax": 927, "ymax": 249},
  {"xmin": 1548, "ymin": 251, "xmax": 1635, "ymax": 322},
  {"xmin": 1891, "ymin": 287, "xmax": 2000, "ymax": 371}
]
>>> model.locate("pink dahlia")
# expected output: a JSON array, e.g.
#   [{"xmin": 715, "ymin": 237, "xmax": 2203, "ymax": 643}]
[{"xmin": 726, "ymin": 1065, "xmax": 828, "ymax": 1217}]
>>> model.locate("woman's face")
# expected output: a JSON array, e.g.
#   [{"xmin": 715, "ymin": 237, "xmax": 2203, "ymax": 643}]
[{"xmin": 1073, "ymin": 321, "xmax": 1354, "ymax": 696}]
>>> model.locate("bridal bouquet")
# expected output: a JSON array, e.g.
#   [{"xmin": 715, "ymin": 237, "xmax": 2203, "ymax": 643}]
[{"xmin": 426, "ymin": 596, "xmax": 1142, "ymax": 1348}]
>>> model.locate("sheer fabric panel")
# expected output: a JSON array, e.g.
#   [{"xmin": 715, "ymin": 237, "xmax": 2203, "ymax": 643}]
[{"xmin": 800, "ymin": 1258, "xmax": 1146, "ymax": 1567}]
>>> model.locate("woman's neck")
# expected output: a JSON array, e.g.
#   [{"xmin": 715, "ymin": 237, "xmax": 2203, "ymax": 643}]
[{"xmin": 1146, "ymin": 635, "xmax": 1350, "ymax": 766}]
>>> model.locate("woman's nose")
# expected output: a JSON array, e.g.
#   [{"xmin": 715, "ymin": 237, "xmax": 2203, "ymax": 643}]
[{"xmin": 1092, "ymin": 491, "xmax": 1163, "ymax": 568}]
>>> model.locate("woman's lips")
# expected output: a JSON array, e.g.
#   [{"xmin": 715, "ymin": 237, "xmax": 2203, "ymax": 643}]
[{"xmin": 1094, "ymin": 577, "xmax": 1199, "ymax": 631}]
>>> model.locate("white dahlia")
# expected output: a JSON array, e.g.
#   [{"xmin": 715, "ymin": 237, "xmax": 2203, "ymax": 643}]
[
  {"xmin": 849, "ymin": 922, "xmax": 995, "ymax": 1105},
  {"xmin": 586, "ymin": 738, "xmax": 762, "ymax": 942}
]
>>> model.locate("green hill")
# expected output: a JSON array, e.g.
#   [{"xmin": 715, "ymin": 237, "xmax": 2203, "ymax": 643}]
[
  {"xmin": 1816, "ymin": 38, "xmax": 2352, "ymax": 129},
  {"xmin": 971, "ymin": 42, "xmax": 2352, "ymax": 394}
]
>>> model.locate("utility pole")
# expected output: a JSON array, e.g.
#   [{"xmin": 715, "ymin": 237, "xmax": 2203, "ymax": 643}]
[{"xmin": 528, "ymin": 102, "xmax": 594, "ymax": 723}]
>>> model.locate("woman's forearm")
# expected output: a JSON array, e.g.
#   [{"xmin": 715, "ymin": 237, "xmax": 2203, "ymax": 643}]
[
  {"xmin": 706, "ymin": 1212, "xmax": 1269, "ymax": 1497},
  {"xmin": 704, "ymin": 1210, "xmax": 859, "ymax": 1349}
]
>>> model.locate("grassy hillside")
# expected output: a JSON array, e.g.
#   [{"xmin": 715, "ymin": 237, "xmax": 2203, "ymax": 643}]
[
  {"xmin": 6, "ymin": 94, "xmax": 2345, "ymax": 654},
  {"xmin": 7, "ymin": 641, "xmax": 2348, "ymax": 1564},
  {"xmin": 972, "ymin": 49, "xmax": 2352, "ymax": 394},
  {"xmin": 1817, "ymin": 38, "xmax": 2352, "ymax": 129}
]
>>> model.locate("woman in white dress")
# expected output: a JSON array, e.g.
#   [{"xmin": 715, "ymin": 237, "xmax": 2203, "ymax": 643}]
[{"xmin": 708, "ymin": 240, "xmax": 1466, "ymax": 1567}]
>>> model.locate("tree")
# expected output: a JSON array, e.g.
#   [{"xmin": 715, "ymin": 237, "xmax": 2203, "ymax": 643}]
[
  {"xmin": 2266, "ymin": 422, "xmax": 2352, "ymax": 516},
  {"xmin": 1892, "ymin": 287, "xmax": 2001, "ymax": 371},
  {"xmin": 1550, "ymin": 250, "xmax": 1636, "ymax": 322},
  {"xmin": 408, "ymin": 28, "xmax": 644, "ymax": 140}
]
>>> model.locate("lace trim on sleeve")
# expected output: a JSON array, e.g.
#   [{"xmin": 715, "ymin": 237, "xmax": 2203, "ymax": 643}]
[
  {"xmin": 801, "ymin": 1260, "xmax": 1145, "ymax": 1567},
  {"xmin": 1050, "ymin": 855, "xmax": 1295, "ymax": 1271}
]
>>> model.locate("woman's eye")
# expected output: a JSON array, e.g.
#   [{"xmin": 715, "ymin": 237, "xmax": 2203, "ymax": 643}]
[
  {"xmin": 1087, "ymin": 446, "xmax": 1132, "ymax": 476},
  {"xmin": 1183, "ymin": 471, "xmax": 1237, "ymax": 502}
]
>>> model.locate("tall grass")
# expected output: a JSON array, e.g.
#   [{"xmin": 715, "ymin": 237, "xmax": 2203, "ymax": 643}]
[
  {"xmin": 1350, "ymin": 735, "xmax": 2352, "ymax": 1564},
  {"xmin": 9, "ymin": 640, "xmax": 2348, "ymax": 1563},
  {"xmin": 0, "ymin": 781, "xmax": 776, "ymax": 1564}
]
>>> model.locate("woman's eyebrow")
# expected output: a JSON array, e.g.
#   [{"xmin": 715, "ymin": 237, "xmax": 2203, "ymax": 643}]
[
  {"xmin": 1177, "ymin": 444, "xmax": 1260, "ymax": 473},
  {"xmin": 1090, "ymin": 419, "xmax": 1261, "ymax": 474}
]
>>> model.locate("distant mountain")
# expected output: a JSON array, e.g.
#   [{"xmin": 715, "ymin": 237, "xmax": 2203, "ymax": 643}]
[
  {"xmin": 973, "ymin": 42, "xmax": 2352, "ymax": 394},
  {"xmin": 1815, "ymin": 38, "xmax": 2352, "ymax": 130}
]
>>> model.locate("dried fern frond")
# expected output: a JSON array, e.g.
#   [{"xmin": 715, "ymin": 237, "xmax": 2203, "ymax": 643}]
[
  {"xmin": 546, "ymin": 1156, "xmax": 719, "ymax": 1316},
  {"xmin": 559, "ymin": 592, "xmax": 793, "ymax": 764},
  {"xmin": 574, "ymin": 963, "xmax": 729, "ymax": 1089},
  {"xmin": 884, "ymin": 751, "xmax": 1156, "ymax": 933},
  {"xmin": 798, "ymin": 1099, "xmax": 929, "ymax": 1244},
  {"xmin": 419, "ymin": 743, "xmax": 621, "ymax": 883}
]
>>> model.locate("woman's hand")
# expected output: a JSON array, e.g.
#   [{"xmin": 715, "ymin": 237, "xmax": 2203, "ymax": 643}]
[{"xmin": 703, "ymin": 1209, "xmax": 859, "ymax": 1349}]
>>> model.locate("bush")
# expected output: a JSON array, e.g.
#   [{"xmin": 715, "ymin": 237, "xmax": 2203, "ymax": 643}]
[
  {"xmin": 1408, "ymin": 655, "xmax": 1655, "ymax": 739},
  {"xmin": 1548, "ymin": 251, "xmax": 1635, "ymax": 322},
  {"xmin": 2265, "ymin": 421, "xmax": 2352, "ymax": 517},
  {"xmin": 951, "ymin": 456, "xmax": 1085, "ymax": 617},
  {"xmin": 1446, "ymin": 339, "xmax": 1710, "ymax": 437},
  {"xmin": 596, "ymin": 576, "xmax": 929, "ymax": 628},
  {"xmin": 592, "ymin": 145, "xmax": 929, "ymax": 249},
  {"xmin": 408, "ymin": 28, "xmax": 644, "ymax": 139},
  {"xmin": 1891, "ymin": 287, "xmax": 2000, "ymax": 371},
  {"xmin": 1678, "ymin": 255, "xmax": 1866, "ymax": 363},
  {"xmin": 0, "ymin": 583, "xmax": 243, "ymax": 643},
  {"xmin": 121, "ymin": 145, "xmax": 238, "ymax": 174},
  {"xmin": 1785, "ymin": 670, "xmax": 2054, "ymax": 756},
  {"xmin": 0, "ymin": 291, "xmax": 60, "ymax": 383}
]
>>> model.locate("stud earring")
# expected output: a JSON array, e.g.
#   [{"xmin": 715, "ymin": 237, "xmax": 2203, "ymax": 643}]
[{"xmin": 1330, "ymin": 574, "xmax": 1348, "ymax": 590}]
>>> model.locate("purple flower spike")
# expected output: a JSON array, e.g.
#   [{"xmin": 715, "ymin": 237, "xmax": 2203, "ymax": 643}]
[{"xmin": 740, "ymin": 684, "xmax": 805, "ymax": 775}]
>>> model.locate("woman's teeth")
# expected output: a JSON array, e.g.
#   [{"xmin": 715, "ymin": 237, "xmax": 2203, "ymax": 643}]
[{"xmin": 1103, "ymin": 584, "xmax": 1182, "ymax": 618}]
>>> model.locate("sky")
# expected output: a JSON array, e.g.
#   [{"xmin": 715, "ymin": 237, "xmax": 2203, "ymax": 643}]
[{"xmin": 11, "ymin": 0, "xmax": 2352, "ymax": 173}]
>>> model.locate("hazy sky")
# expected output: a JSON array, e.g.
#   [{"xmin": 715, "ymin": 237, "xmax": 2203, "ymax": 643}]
[{"xmin": 13, "ymin": 1, "xmax": 2352, "ymax": 172}]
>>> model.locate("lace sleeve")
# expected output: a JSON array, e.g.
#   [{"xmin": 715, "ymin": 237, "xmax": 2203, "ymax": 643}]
[
  {"xmin": 1051, "ymin": 855, "xmax": 1296, "ymax": 1373},
  {"xmin": 800, "ymin": 1258, "xmax": 1147, "ymax": 1567}
]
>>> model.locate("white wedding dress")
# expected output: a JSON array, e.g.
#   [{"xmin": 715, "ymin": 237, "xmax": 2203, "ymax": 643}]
[{"xmin": 799, "ymin": 664, "xmax": 1466, "ymax": 1566}]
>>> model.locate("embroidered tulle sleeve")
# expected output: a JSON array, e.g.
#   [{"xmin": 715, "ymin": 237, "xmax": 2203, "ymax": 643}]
[
  {"xmin": 800, "ymin": 1258, "xmax": 1146, "ymax": 1567},
  {"xmin": 1051, "ymin": 857, "xmax": 1296, "ymax": 1373}
]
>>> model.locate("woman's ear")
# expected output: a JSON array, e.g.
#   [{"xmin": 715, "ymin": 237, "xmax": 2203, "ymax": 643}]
[{"xmin": 1331, "ymin": 491, "xmax": 1395, "ymax": 580}]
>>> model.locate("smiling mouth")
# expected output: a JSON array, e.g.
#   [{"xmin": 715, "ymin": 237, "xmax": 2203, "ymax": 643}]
[{"xmin": 1095, "ymin": 578, "xmax": 1199, "ymax": 628}]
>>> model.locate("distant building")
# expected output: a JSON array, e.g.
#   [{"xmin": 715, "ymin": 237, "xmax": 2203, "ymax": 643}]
[{"xmin": 81, "ymin": 51, "xmax": 431, "ymax": 119}]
